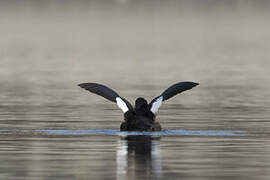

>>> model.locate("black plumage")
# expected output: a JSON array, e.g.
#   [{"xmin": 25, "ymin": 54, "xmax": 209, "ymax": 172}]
[
  {"xmin": 78, "ymin": 83, "xmax": 133, "ymax": 111},
  {"xmin": 78, "ymin": 81, "xmax": 199, "ymax": 131}
]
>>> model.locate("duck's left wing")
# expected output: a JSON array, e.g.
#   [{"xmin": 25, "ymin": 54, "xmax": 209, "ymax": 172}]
[
  {"xmin": 149, "ymin": 81, "xmax": 199, "ymax": 114},
  {"xmin": 78, "ymin": 83, "xmax": 133, "ymax": 113}
]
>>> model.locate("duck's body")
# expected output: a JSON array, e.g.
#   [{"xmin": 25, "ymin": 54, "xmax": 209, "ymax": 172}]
[
  {"xmin": 78, "ymin": 81, "xmax": 199, "ymax": 131},
  {"xmin": 120, "ymin": 98, "xmax": 161, "ymax": 131},
  {"xmin": 120, "ymin": 115, "xmax": 161, "ymax": 131}
]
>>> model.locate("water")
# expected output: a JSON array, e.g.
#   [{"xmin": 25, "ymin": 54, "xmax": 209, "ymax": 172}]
[{"xmin": 1, "ymin": 1, "xmax": 270, "ymax": 179}]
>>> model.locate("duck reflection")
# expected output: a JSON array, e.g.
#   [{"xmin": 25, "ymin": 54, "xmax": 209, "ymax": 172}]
[{"xmin": 117, "ymin": 136, "xmax": 162, "ymax": 180}]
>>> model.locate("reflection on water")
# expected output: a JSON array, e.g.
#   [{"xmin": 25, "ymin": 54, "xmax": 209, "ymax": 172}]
[{"xmin": 117, "ymin": 136, "xmax": 162, "ymax": 180}]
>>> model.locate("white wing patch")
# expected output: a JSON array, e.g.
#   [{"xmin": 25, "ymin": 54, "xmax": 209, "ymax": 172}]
[
  {"xmin": 116, "ymin": 97, "xmax": 129, "ymax": 113},
  {"xmin": 150, "ymin": 96, "xmax": 163, "ymax": 114}
]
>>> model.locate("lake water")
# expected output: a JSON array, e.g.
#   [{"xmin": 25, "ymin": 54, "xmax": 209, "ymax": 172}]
[{"xmin": 0, "ymin": 1, "xmax": 270, "ymax": 180}]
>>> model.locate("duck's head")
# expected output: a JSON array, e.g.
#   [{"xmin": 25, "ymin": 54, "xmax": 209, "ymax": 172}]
[
  {"xmin": 135, "ymin": 97, "xmax": 148, "ymax": 115},
  {"xmin": 135, "ymin": 97, "xmax": 147, "ymax": 107}
]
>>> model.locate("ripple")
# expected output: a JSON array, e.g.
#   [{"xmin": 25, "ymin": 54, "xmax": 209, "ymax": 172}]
[{"xmin": 35, "ymin": 129, "xmax": 246, "ymax": 136}]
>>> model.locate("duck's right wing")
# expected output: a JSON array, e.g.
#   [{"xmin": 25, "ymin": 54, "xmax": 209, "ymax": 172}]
[
  {"xmin": 149, "ymin": 81, "xmax": 199, "ymax": 114},
  {"xmin": 78, "ymin": 83, "xmax": 133, "ymax": 113}
]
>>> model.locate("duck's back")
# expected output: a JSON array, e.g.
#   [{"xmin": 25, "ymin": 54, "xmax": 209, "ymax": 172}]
[{"xmin": 120, "ymin": 111, "xmax": 161, "ymax": 131}]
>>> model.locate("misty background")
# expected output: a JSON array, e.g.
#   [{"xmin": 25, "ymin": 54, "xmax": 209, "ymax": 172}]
[{"xmin": 1, "ymin": 0, "xmax": 269, "ymax": 86}]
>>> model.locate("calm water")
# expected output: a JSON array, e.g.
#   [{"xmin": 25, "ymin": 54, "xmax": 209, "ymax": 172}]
[{"xmin": 1, "ymin": 1, "xmax": 270, "ymax": 180}]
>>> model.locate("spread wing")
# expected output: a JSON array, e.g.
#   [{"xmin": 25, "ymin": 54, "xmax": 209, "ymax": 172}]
[
  {"xmin": 149, "ymin": 81, "xmax": 199, "ymax": 114},
  {"xmin": 78, "ymin": 83, "xmax": 133, "ymax": 113}
]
